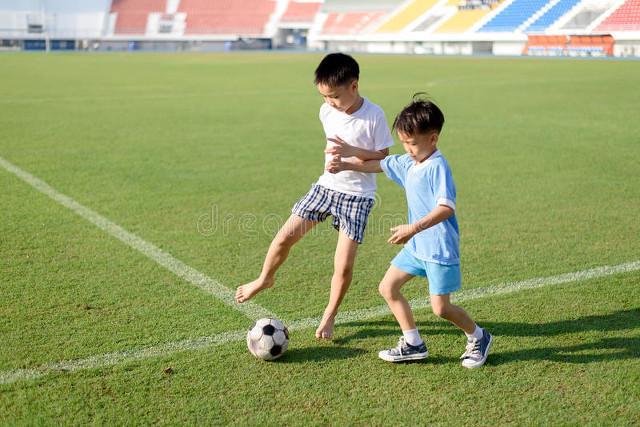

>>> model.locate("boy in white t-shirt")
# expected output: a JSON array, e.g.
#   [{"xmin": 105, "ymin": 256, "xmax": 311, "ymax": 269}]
[{"xmin": 235, "ymin": 53, "xmax": 394, "ymax": 339}]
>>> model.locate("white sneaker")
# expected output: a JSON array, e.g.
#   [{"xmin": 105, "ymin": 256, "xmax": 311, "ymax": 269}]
[
  {"xmin": 460, "ymin": 329, "xmax": 492, "ymax": 369},
  {"xmin": 378, "ymin": 337, "xmax": 428, "ymax": 362}
]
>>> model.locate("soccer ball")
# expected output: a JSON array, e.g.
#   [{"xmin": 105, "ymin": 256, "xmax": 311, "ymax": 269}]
[{"xmin": 247, "ymin": 318, "xmax": 289, "ymax": 361}]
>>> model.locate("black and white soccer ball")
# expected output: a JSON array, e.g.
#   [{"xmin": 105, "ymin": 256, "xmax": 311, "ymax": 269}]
[{"xmin": 247, "ymin": 318, "xmax": 289, "ymax": 361}]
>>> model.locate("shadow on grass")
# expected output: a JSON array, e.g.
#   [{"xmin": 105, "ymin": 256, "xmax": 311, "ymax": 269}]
[
  {"xmin": 333, "ymin": 323, "xmax": 455, "ymax": 345},
  {"xmin": 335, "ymin": 308, "xmax": 640, "ymax": 365},
  {"xmin": 278, "ymin": 344, "xmax": 453, "ymax": 365},
  {"xmin": 277, "ymin": 345, "xmax": 367, "ymax": 363},
  {"xmin": 490, "ymin": 335, "xmax": 640, "ymax": 366}
]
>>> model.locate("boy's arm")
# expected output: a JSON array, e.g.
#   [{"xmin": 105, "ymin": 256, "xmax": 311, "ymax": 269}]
[
  {"xmin": 326, "ymin": 156, "xmax": 382, "ymax": 174},
  {"xmin": 388, "ymin": 205, "xmax": 455, "ymax": 244},
  {"xmin": 325, "ymin": 136, "xmax": 388, "ymax": 161}
]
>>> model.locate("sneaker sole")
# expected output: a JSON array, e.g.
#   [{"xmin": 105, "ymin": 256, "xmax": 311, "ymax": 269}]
[
  {"xmin": 462, "ymin": 335, "xmax": 493, "ymax": 369},
  {"xmin": 378, "ymin": 351, "xmax": 429, "ymax": 363}
]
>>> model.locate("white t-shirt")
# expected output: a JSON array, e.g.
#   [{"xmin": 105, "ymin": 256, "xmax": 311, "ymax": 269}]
[{"xmin": 315, "ymin": 98, "xmax": 394, "ymax": 199}]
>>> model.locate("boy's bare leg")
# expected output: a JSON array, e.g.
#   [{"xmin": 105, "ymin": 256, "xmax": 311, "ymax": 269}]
[
  {"xmin": 236, "ymin": 215, "xmax": 317, "ymax": 303},
  {"xmin": 430, "ymin": 294, "xmax": 476, "ymax": 334},
  {"xmin": 316, "ymin": 230, "xmax": 359, "ymax": 339},
  {"xmin": 378, "ymin": 266, "xmax": 416, "ymax": 331}
]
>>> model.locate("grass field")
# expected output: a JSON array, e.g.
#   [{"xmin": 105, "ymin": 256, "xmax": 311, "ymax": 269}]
[{"xmin": 1, "ymin": 52, "xmax": 639, "ymax": 425}]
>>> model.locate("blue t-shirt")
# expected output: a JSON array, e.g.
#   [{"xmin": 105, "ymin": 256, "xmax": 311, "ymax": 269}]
[{"xmin": 380, "ymin": 151, "xmax": 459, "ymax": 265}]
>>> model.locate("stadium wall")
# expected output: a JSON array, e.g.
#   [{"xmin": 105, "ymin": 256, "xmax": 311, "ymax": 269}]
[
  {"xmin": 1, "ymin": 0, "xmax": 639, "ymax": 57},
  {"xmin": 307, "ymin": 31, "xmax": 528, "ymax": 56}
]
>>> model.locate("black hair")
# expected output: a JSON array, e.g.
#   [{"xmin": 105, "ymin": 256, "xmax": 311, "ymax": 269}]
[
  {"xmin": 392, "ymin": 93, "xmax": 445, "ymax": 136},
  {"xmin": 314, "ymin": 53, "xmax": 359, "ymax": 87}
]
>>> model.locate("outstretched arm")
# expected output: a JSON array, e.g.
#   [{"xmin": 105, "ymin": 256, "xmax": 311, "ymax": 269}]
[
  {"xmin": 326, "ymin": 156, "xmax": 382, "ymax": 174},
  {"xmin": 387, "ymin": 205, "xmax": 455, "ymax": 244},
  {"xmin": 325, "ymin": 136, "xmax": 389, "ymax": 161}
]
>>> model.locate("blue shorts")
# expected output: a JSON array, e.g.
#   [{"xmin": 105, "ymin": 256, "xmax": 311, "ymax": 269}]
[
  {"xmin": 391, "ymin": 247, "xmax": 461, "ymax": 295},
  {"xmin": 292, "ymin": 184, "xmax": 374, "ymax": 244}
]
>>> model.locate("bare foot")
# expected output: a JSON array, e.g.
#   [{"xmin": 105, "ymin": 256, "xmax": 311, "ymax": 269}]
[
  {"xmin": 315, "ymin": 315, "xmax": 335, "ymax": 340},
  {"xmin": 235, "ymin": 278, "xmax": 273, "ymax": 303}
]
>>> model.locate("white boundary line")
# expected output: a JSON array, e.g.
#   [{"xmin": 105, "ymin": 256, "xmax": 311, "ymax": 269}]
[
  {"xmin": 289, "ymin": 260, "xmax": 640, "ymax": 329},
  {"xmin": 2, "ymin": 260, "xmax": 638, "ymax": 385},
  {"xmin": 0, "ymin": 156, "xmax": 274, "ymax": 321}
]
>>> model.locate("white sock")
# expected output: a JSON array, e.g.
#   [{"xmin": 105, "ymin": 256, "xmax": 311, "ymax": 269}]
[
  {"xmin": 402, "ymin": 329, "xmax": 423, "ymax": 346},
  {"xmin": 465, "ymin": 325, "xmax": 483, "ymax": 341}
]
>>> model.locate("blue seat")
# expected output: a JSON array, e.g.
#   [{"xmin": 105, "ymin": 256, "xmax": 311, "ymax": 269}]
[
  {"xmin": 479, "ymin": 0, "xmax": 549, "ymax": 32},
  {"xmin": 526, "ymin": 0, "xmax": 581, "ymax": 32}
]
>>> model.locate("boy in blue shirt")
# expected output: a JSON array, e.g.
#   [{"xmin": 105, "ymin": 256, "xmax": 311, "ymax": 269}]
[{"xmin": 326, "ymin": 95, "xmax": 492, "ymax": 368}]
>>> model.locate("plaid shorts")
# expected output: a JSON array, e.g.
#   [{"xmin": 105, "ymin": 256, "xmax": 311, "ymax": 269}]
[{"xmin": 292, "ymin": 184, "xmax": 375, "ymax": 244}]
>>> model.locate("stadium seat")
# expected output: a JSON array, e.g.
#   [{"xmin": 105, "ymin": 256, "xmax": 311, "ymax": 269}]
[
  {"xmin": 525, "ymin": 0, "xmax": 581, "ymax": 32},
  {"xmin": 525, "ymin": 34, "xmax": 568, "ymax": 55},
  {"xmin": 111, "ymin": 0, "xmax": 167, "ymax": 34},
  {"xmin": 596, "ymin": 0, "xmax": 640, "ymax": 32},
  {"xmin": 436, "ymin": 0, "xmax": 502, "ymax": 33},
  {"xmin": 376, "ymin": 0, "xmax": 439, "ymax": 33},
  {"xmin": 321, "ymin": 11, "xmax": 387, "ymax": 35},
  {"xmin": 281, "ymin": 1, "xmax": 322, "ymax": 23},
  {"xmin": 479, "ymin": 0, "xmax": 549, "ymax": 32},
  {"xmin": 567, "ymin": 34, "xmax": 614, "ymax": 55},
  {"xmin": 178, "ymin": 0, "xmax": 276, "ymax": 35}
]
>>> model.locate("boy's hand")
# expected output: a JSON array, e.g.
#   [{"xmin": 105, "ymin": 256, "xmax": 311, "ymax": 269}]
[
  {"xmin": 388, "ymin": 224, "xmax": 419, "ymax": 245},
  {"xmin": 326, "ymin": 155, "xmax": 348, "ymax": 174},
  {"xmin": 325, "ymin": 136, "xmax": 357, "ymax": 158}
]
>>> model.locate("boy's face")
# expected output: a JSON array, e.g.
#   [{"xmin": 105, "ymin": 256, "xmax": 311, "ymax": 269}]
[
  {"xmin": 317, "ymin": 80, "xmax": 360, "ymax": 114},
  {"xmin": 397, "ymin": 130, "xmax": 439, "ymax": 162}
]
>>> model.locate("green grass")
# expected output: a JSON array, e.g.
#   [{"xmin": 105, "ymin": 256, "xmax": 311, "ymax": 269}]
[{"xmin": 1, "ymin": 52, "xmax": 639, "ymax": 424}]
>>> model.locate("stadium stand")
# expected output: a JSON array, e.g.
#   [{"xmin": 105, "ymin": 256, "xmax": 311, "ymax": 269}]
[
  {"xmin": 316, "ymin": 0, "xmax": 402, "ymax": 36},
  {"xmin": 281, "ymin": 1, "xmax": 322, "ymax": 24},
  {"xmin": 412, "ymin": 6, "xmax": 451, "ymax": 32},
  {"xmin": 1, "ymin": 0, "xmax": 640, "ymax": 56},
  {"xmin": 178, "ymin": 0, "xmax": 277, "ymax": 35},
  {"xmin": 478, "ymin": 0, "xmax": 549, "ymax": 32},
  {"xmin": 525, "ymin": 0, "xmax": 582, "ymax": 32},
  {"xmin": 557, "ymin": 0, "xmax": 617, "ymax": 31},
  {"xmin": 376, "ymin": 0, "xmax": 440, "ymax": 33},
  {"xmin": 321, "ymin": 11, "xmax": 387, "ymax": 35},
  {"xmin": 435, "ymin": 0, "xmax": 503, "ymax": 33},
  {"xmin": 111, "ymin": 0, "xmax": 167, "ymax": 35},
  {"xmin": 596, "ymin": 0, "xmax": 640, "ymax": 32}
]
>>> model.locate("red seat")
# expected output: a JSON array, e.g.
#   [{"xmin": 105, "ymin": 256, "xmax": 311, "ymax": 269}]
[
  {"xmin": 281, "ymin": 1, "xmax": 322, "ymax": 23},
  {"xmin": 111, "ymin": 0, "xmax": 167, "ymax": 34},
  {"xmin": 596, "ymin": 0, "xmax": 640, "ymax": 31},
  {"xmin": 178, "ymin": 0, "xmax": 276, "ymax": 34},
  {"xmin": 321, "ymin": 11, "xmax": 386, "ymax": 35}
]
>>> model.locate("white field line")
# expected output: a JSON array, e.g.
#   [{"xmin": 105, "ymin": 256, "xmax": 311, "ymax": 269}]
[
  {"xmin": 0, "ymin": 331, "xmax": 246, "ymax": 385},
  {"xmin": 0, "ymin": 156, "xmax": 274, "ymax": 321},
  {"xmin": 1, "ymin": 260, "xmax": 638, "ymax": 386},
  {"xmin": 288, "ymin": 260, "xmax": 640, "ymax": 330}
]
